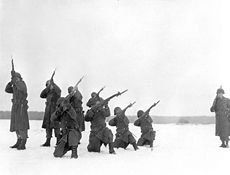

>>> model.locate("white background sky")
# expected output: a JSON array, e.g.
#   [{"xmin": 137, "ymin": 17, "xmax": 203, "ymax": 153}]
[{"xmin": 0, "ymin": 0, "xmax": 230, "ymax": 116}]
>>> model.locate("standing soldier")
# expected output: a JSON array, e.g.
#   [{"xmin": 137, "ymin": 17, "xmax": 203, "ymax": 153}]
[
  {"xmin": 210, "ymin": 86, "xmax": 230, "ymax": 148},
  {"xmin": 68, "ymin": 86, "xmax": 85, "ymax": 132},
  {"xmin": 51, "ymin": 97, "xmax": 81, "ymax": 158},
  {"xmin": 5, "ymin": 60, "xmax": 29, "ymax": 150},
  {"xmin": 40, "ymin": 75, "xmax": 61, "ymax": 146},
  {"xmin": 109, "ymin": 102, "xmax": 138, "ymax": 151},
  {"xmin": 134, "ymin": 110, "xmax": 156, "ymax": 151}
]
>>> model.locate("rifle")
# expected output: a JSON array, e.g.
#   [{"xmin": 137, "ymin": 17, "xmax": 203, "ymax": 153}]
[
  {"xmin": 121, "ymin": 101, "xmax": 136, "ymax": 114},
  {"xmin": 11, "ymin": 58, "xmax": 15, "ymax": 73},
  {"xmin": 64, "ymin": 76, "xmax": 84, "ymax": 102},
  {"xmin": 97, "ymin": 86, "xmax": 105, "ymax": 96},
  {"xmin": 11, "ymin": 57, "xmax": 16, "ymax": 78},
  {"xmin": 140, "ymin": 100, "xmax": 160, "ymax": 118},
  {"xmin": 50, "ymin": 69, "xmax": 56, "ymax": 84},
  {"xmin": 90, "ymin": 89, "xmax": 128, "ymax": 111}
]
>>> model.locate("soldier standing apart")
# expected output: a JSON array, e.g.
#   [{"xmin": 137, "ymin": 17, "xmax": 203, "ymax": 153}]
[
  {"xmin": 210, "ymin": 87, "xmax": 230, "ymax": 148},
  {"xmin": 109, "ymin": 102, "xmax": 138, "ymax": 151},
  {"xmin": 68, "ymin": 86, "xmax": 85, "ymax": 132},
  {"xmin": 40, "ymin": 78, "xmax": 61, "ymax": 146},
  {"xmin": 134, "ymin": 110, "xmax": 156, "ymax": 151},
  {"xmin": 5, "ymin": 65, "xmax": 30, "ymax": 150},
  {"xmin": 51, "ymin": 97, "xmax": 81, "ymax": 158}
]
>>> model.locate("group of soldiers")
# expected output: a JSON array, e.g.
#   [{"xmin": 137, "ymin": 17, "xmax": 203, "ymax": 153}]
[
  {"xmin": 5, "ymin": 64, "xmax": 157, "ymax": 159},
  {"xmin": 5, "ymin": 63, "xmax": 230, "ymax": 160}
]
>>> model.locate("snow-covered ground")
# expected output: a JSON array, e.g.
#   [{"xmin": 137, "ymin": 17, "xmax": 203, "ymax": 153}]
[{"xmin": 0, "ymin": 120, "xmax": 229, "ymax": 175}]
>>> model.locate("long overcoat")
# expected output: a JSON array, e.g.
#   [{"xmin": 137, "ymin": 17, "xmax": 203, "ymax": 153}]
[
  {"xmin": 5, "ymin": 81, "xmax": 29, "ymax": 132},
  {"xmin": 69, "ymin": 90, "xmax": 85, "ymax": 131},
  {"xmin": 210, "ymin": 97, "xmax": 230, "ymax": 139},
  {"xmin": 40, "ymin": 84, "xmax": 61, "ymax": 129}
]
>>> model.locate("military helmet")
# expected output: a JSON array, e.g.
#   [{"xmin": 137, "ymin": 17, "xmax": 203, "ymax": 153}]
[
  {"xmin": 216, "ymin": 87, "xmax": 225, "ymax": 94},
  {"xmin": 68, "ymin": 86, "xmax": 73, "ymax": 93},
  {"xmin": 114, "ymin": 107, "xmax": 122, "ymax": 115},
  {"xmin": 14, "ymin": 72, "xmax": 22, "ymax": 79},
  {"xmin": 137, "ymin": 110, "xmax": 144, "ymax": 118},
  {"xmin": 46, "ymin": 80, "xmax": 51, "ymax": 86},
  {"xmin": 91, "ymin": 92, "xmax": 97, "ymax": 98}
]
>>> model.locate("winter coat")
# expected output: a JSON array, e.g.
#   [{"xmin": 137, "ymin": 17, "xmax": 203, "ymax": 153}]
[
  {"xmin": 69, "ymin": 91, "xmax": 85, "ymax": 131},
  {"xmin": 51, "ymin": 105, "xmax": 81, "ymax": 146},
  {"xmin": 134, "ymin": 115, "xmax": 155, "ymax": 141},
  {"xmin": 210, "ymin": 96, "xmax": 230, "ymax": 139},
  {"xmin": 109, "ymin": 113, "xmax": 133, "ymax": 143},
  {"xmin": 40, "ymin": 84, "xmax": 61, "ymax": 129},
  {"xmin": 85, "ymin": 106, "xmax": 112, "ymax": 143},
  {"xmin": 5, "ymin": 81, "xmax": 29, "ymax": 132}
]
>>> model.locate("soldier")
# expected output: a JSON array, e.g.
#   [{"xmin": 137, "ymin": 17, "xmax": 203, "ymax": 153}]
[
  {"xmin": 109, "ymin": 103, "xmax": 138, "ymax": 151},
  {"xmin": 134, "ymin": 110, "xmax": 156, "ymax": 150},
  {"xmin": 51, "ymin": 97, "xmax": 81, "ymax": 158},
  {"xmin": 40, "ymin": 79, "xmax": 61, "ymax": 146},
  {"xmin": 68, "ymin": 86, "xmax": 85, "ymax": 132},
  {"xmin": 5, "ymin": 71, "xmax": 29, "ymax": 150},
  {"xmin": 210, "ymin": 87, "xmax": 230, "ymax": 148},
  {"xmin": 85, "ymin": 100, "xmax": 115, "ymax": 154}
]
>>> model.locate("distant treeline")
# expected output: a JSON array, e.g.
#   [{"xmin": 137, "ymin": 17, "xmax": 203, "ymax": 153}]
[{"xmin": 0, "ymin": 111, "xmax": 215, "ymax": 124}]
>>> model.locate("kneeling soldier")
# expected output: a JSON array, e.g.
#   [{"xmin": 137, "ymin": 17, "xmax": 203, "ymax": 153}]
[
  {"xmin": 134, "ymin": 101, "xmax": 160, "ymax": 151},
  {"xmin": 85, "ymin": 101, "xmax": 115, "ymax": 154},
  {"xmin": 134, "ymin": 110, "xmax": 156, "ymax": 151},
  {"xmin": 51, "ymin": 97, "xmax": 81, "ymax": 158},
  {"xmin": 109, "ymin": 102, "xmax": 138, "ymax": 151}
]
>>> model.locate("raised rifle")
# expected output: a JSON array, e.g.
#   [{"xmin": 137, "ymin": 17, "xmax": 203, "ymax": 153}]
[
  {"xmin": 11, "ymin": 58, "xmax": 15, "ymax": 73},
  {"xmin": 121, "ymin": 101, "xmax": 136, "ymax": 114},
  {"xmin": 97, "ymin": 86, "xmax": 105, "ymax": 96},
  {"xmin": 90, "ymin": 89, "xmax": 128, "ymax": 111},
  {"xmin": 11, "ymin": 57, "xmax": 16, "ymax": 78},
  {"xmin": 64, "ymin": 76, "xmax": 84, "ymax": 102},
  {"xmin": 140, "ymin": 100, "xmax": 160, "ymax": 118},
  {"xmin": 50, "ymin": 68, "xmax": 56, "ymax": 84},
  {"xmin": 57, "ymin": 76, "xmax": 84, "ymax": 112}
]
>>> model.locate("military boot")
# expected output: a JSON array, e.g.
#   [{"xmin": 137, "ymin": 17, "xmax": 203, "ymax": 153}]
[
  {"xmin": 109, "ymin": 143, "xmax": 116, "ymax": 154},
  {"xmin": 10, "ymin": 138, "xmax": 22, "ymax": 149},
  {"xmin": 56, "ymin": 135, "xmax": 61, "ymax": 145},
  {"xmin": 225, "ymin": 140, "xmax": 229, "ymax": 148},
  {"xmin": 41, "ymin": 138, "xmax": 51, "ymax": 147},
  {"xmin": 220, "ymin": 140, "xmax": 226, "ymax": 148},
  {"xmin": 71, "ymin": 146, "xmax": 78, "ymax": 159},
  {"xmin": 17, "ymin": 139, "xmax": 27, "ymax": 150},
  {"xmin": 132, "ymin": 142, "xmax": 139, "ymax": 151}
]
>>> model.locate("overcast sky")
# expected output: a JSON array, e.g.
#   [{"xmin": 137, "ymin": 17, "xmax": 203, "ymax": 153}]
[{"xmin": 0, "ymin": 0, "xmax": 230, "ymax": 116}]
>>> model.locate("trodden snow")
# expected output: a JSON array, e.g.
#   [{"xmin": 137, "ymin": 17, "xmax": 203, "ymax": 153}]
[{"xmin": 0, "ymin": 120, "xmax": 229, "ymax": 175}]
